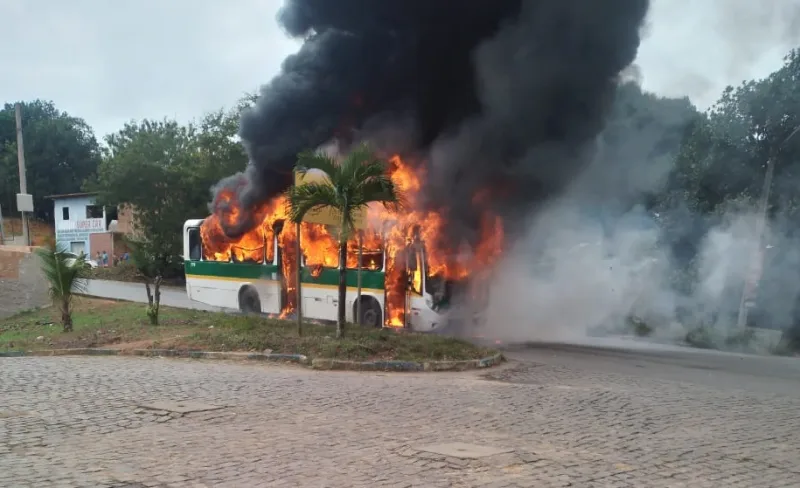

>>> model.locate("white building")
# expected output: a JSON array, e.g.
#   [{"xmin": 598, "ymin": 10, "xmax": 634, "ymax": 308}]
[{"xmin": 46, "ymin": 192, "xmax": 109, "ymax": 256}]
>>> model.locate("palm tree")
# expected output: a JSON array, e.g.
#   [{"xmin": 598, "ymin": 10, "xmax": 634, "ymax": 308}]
[
  {"xmin": 287, "ymin": 143, "xmax": 400, "ymax": 338},
  {"xmin": 35, "ymin": 243, "xmax": 89, "ymax": 332}
]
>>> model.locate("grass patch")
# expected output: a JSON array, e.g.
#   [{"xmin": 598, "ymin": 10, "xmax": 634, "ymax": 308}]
[{"xmin": 0, "ymin": 297, "xmax": 494, "ymax": 362}]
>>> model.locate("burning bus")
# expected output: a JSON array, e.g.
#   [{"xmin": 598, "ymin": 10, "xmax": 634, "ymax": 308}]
[{"xmin": 182, "ymin": 155, "xmax": 504, "ymax": 331}]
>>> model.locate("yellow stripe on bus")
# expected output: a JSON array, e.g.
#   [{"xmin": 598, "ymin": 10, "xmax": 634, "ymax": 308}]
[{"xmin": 187, "ymin": 274, "xmax": 383, "ymax": 294}]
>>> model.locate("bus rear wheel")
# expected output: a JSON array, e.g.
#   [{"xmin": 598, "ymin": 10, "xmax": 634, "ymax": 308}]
[
  {"xmin": 238, "ymin": 286, "xmax": 261, "ymax": 315},
  {"xmin": 356, "ymin": 298, "xmax": 382, "ymax": 328}
]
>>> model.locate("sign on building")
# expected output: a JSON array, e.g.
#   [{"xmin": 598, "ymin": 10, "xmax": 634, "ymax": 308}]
[{"xmin": 56, "ymin": 218, "xmax": 105, "ymax": 242}]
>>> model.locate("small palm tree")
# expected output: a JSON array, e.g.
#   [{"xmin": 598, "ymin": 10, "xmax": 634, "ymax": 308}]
[
  {"xmin": 287, "ymin": 143, "xmax": 401, "ymax": 338},
  {"xmin": 35, "ymin": 243, "xmax": 89, "ymax": 332}
]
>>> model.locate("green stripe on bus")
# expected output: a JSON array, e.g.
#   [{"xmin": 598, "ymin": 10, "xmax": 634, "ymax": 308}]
[
  {"xmin": 301, "ymin": 266, "xmax": 385, "ymax": 290},
  {"xmin": 185, "ymin": 260, "xmax": 385, "ymax": 290},
  {"xmin": 185, "ymin": 260, "xmax": 279, "ymax": 279}
]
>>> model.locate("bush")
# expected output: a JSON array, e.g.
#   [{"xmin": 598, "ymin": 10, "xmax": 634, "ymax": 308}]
[
  {"xmin": 626, "ymin": 315, "xmax": 654, "ymax": 337},
  {"xmin": 685, "ymin": 326, "xmax": 716, "ymax": 349},
  {"xmin": 724, "ymin": 327, "xmax": 756, "ymax": 350}
]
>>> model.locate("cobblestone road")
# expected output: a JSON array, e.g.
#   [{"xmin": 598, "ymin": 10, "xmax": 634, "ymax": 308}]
[{"xmin": 1, "ymin": 355, "xmax": 799, "ymax": 487}]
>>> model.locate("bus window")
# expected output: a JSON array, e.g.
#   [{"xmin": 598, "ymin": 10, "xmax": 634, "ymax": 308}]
[
  {"xmin": 188, "ymin": 228, "xmax": 202, "ymax": 261},
  {"xmin": 346, "ymin": 231, "xmax": 384, "ymax": 271},
  {"xmin": 347, "ymin": 247, "xmax": 384, "ymax": 271}
]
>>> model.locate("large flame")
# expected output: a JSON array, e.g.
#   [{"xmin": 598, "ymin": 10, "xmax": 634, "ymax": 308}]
[{"xmin": 200, "ymin": 155, "xmax": 504, "ymax": 325}]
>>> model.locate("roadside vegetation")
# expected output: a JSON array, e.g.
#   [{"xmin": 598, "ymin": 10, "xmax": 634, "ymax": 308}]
[
  {"xmin": 0, "ymin": 297, "xmax": 495, "ymax": 362},
  {"xmin": 86, "ymin": 262, "xmax": 186, "ymax": 287}
]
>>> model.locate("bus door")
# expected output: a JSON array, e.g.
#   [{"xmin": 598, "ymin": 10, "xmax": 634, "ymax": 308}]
[{"xmin": 405, "ymin": 240, "xmax": 425, "ymax": 329}]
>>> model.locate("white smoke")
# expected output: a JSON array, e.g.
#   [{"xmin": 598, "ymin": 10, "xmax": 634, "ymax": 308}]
[{"xmin": 477, "ymin": 167, "xmax": 786, "ymax": 352}]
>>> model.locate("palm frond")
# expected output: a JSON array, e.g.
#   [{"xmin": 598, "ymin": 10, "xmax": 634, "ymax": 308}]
[
  {"xmin": 286, "ymin": 182, "xmax": 340, "ymax": 223},
  {"xmin": 35, "ymin": 243, "xmax": 89, "ymax": 300},
  {"xmin": 355, "ymin": 178, "xmax": 403, "ymax": 206},
  {"xmin": 339, "ymin": 142, "xmax": 381, "ymax": 187},
  {"xmin": 295, "ymin": 150, "xmax": 340, "ymax": 183}
]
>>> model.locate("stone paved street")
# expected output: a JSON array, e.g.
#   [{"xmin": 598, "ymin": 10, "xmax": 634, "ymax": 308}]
[{"xmin": 1, "ymin": 353, "xmax": 799, "ymax": 487}]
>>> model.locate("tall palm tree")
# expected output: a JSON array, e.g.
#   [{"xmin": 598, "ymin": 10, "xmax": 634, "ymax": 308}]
[
  {"xmin": 287, "ymin": 143, "xmax": 400, "ymax": 338},
  {"xmin": 35, "ymin": 243, "xmax": 89, "ymax": 332}
]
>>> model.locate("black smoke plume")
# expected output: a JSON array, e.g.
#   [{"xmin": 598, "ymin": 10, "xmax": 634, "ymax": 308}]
[{"xmin": 214, "ymin": 0, "xmax": 651, "ymax": 244}]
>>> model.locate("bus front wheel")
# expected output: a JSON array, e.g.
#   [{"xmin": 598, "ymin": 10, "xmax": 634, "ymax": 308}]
[
  {"xmin": 238, "ymin": 286, "xmax": 261, "ymax": 315},
  {"xmin": 356, "ymin": 297, "xmax": 382, "ymax": 328}
]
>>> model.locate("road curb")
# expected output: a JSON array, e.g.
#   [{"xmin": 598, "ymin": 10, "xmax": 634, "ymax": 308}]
[
  {"xmin": 0, "ymin": 349, "xmax": 504, "ymax": 372},
  {"xmin": 311, "ymin": 353, "xmax": 505, "ymax": 372},
  {"xmin": 126, "ymin": 349, "xmax": 311, "ymax": 364}
]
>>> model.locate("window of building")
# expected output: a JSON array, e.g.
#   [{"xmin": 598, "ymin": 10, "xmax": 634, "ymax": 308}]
[
  {"xmin": 62, "ymin": 207, "xmax": 69, "ymax": 220},
  {"xmin": 86, "ymin": 205, "xmax": 103, "ymax": 219}
]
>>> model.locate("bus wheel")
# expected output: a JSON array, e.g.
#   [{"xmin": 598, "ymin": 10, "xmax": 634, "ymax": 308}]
[
  {"xmin": 356, "ymin": 298, "xmax": 382, "ymax": 328},
  {"xmin": 238, "ymin": 286, "xmax": 261, "ymax": 315}
]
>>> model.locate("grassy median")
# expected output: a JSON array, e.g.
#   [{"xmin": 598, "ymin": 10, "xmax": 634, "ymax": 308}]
[{"xmin": 0, "ymin": 297, "xmax": 494, "ymax": 362}]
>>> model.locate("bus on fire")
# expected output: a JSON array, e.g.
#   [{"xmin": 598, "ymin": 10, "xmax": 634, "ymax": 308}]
[{"xmin": 181, "ymin": 218, "xmax": 482, "ymax": 331}]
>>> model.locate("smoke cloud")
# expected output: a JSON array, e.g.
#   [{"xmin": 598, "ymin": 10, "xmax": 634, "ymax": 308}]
[
  {"xmin": 215, "ymin": 0, "xmax": 651, "ymax": 243},
  {"xmin": 475, "ymin": 83, "xmax": 792, "ymax": 353}
]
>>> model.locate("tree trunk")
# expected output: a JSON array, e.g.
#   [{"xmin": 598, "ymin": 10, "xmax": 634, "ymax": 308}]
[
  {"xmin": 145, "ymin": 276, "xmax": 162, "ymax": 325},
  {"xmin": 296, "ymin": 221, "xmax": 303, "ymax": 337},
  {"xmin": 61, "ymin": 299, "xmax": 73, "ymax": 332},
  {"xmin": 336, "ymin": 241, "xmax": 347, "ymax": 338}
]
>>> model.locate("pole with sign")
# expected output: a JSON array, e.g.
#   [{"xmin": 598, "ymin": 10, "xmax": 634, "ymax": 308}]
[
  {"xmin": 295, "ymin": 220, "xmax": 303, "ymax": 335},
  {"xmin": 356, "ymin": 231, "xmax": 363, "ymax": 325},
  {"xmin": 15, "ymin": 104, "xmax": 33, "ymax": 246}
]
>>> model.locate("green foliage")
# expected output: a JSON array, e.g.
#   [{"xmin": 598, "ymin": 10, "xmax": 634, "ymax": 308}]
[
  {"xmin": 89, "ymin": 101, "xmax": 251, "ymax": 278},
  {"xmin": 288, "ymin": 143, "xmax": 401, "ymax": 242},
  {"xmin": 0, "ymin": 100, "xmax": 101, "ymax": 220},
  {"xmin": 666, "ymin": 50, "xmax": 800, "ymax": 220},
  {"xmin": 287, "ymin": 143, "xmax": 401, "ymax": 337},
  {"xmin": 684, "ymin": 326, "xmax": 717, "ymax": 349},
  {"xmin": 34, "ymin": 243, "xmax": 89, "ymax": 332},
  {"xmin": 626, "ymin": 315, "xmax": 654, "ymax": 337}
]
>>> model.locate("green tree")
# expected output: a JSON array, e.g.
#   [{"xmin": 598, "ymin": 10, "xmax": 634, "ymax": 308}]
[
  {"xmin": 89, "ymin": 100, "xmax": 252, "ymax": 324},
  {"xmin": 90, "ymin": 119, "xmax": 198, "ymax": 324},
  {"xmin": 659, "ymin": 49, "xmax": 800, "ymax": 348},
  {"xmin": 126, "ymin": 238, "xmax": 168, "ymax": 325},
  {"xmin": 35, "ymin": 243, "xmax": 88, "ymax": 332},
  {"xmin": 287, "ymin": 143, "xmax": 400, "ymax": 338},
  {"xmin": 0, "ymin": 100, "xmax": 101, "ymax": 221},
  {"xmin": 667, "ymin": 49, "xmax": 800, "ymax": 219}
]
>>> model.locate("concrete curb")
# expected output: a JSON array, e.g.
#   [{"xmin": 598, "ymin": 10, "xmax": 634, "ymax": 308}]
[
  {"xmin": 0, "ymin": 348, "xmax": 310, "ymax": 364},
  {"xmin": 311, "ymin": 353, "xmax": 505, "ymax": 372},
  {"xmin": 0, "ymin": 349, "xmax": 504, "ymax": 372}
]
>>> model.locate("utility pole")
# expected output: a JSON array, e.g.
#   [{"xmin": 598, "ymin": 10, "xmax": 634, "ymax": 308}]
[
  {"xmin": 736, "ymin": 126, "xmax": 800, "ymax": 329},
  {"xmin": 356, "ymin": 231, "xmax": 363, "ymax": 325},
  {"xmin": 295, "ymin": 221, "xmax": 303, "ymax": 336},
  {"xmin": 14, "ymin": 103, "xmax": 32, "ymax": 246}
]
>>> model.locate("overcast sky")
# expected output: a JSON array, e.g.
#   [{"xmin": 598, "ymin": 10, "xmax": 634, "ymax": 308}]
[{"xmin": 2, "ymin": 0, "xmax": 799, "ymax": 140}]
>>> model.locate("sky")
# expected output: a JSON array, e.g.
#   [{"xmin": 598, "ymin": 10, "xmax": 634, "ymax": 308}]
[{"xmin": 2, "ymin": 0, "xmax": 799, "ymax": 140}]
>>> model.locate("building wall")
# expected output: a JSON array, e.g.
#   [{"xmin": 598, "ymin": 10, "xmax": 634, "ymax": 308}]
[
  {"xmin": 115, "ymin": 205, "xmax": 137, "ymax": 236},
  {"xmin": 53, "ymin": 195, "xmax": 107, "ymax": 255},
  {"xmin": 0, "ymin": 246, "xmax": 50, "ymax": 319},
  {"xmin": 0, "ymin": 217, "xmax": 54, "ymax": 246},
  {"xmin": 89, "ymin": 233, "xmax": 114, "ymax": 262}
]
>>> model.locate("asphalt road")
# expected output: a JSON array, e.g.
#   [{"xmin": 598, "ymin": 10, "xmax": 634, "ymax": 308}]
[
  {"xmin": 85, "ymin": 279, "xmax": 227, "ymax": 312},
  {"xmin": 504, "ymin": 340, "xmax": 800, "ymax": 397}
]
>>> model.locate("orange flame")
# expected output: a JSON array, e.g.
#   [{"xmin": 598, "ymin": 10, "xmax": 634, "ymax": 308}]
[{"xmin": 200, "ymin": 154, "xmax": 505, "ymax": 326}]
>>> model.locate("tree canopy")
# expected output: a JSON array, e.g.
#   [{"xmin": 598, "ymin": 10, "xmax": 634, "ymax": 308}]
[
  {"xmin": 0, "ymin": 100, "xmax": 101, "ymax": 221},
  {"xmin": 89, "ymin": 100, "xmax": 251, "ymax": 277}
]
